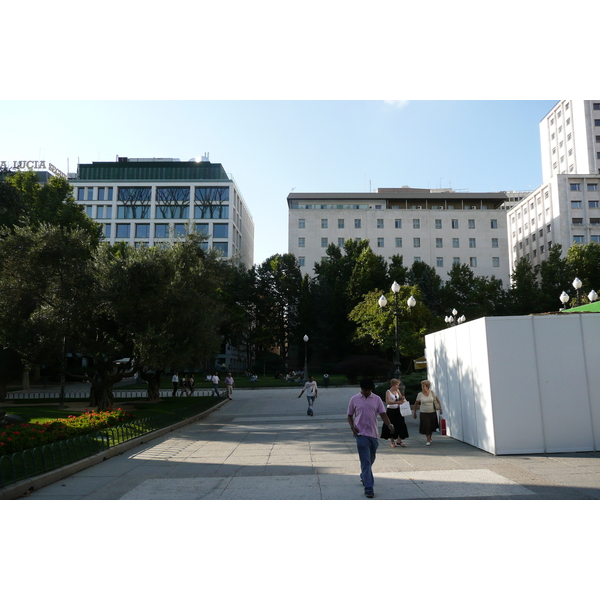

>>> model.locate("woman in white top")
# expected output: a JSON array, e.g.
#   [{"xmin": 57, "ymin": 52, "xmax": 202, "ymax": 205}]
[
  {"xmin": 380, "ymin": 378, "xmax": 409, "ymax": 447},
  {"xmin": 413, "ymin": 380, "xmax": 443, "ymax": 446}
]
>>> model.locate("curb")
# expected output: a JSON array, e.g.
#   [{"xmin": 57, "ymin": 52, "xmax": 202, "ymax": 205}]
[{"xmin": 0, "ymin": 398, "xmax": 230, "ymax": 500}]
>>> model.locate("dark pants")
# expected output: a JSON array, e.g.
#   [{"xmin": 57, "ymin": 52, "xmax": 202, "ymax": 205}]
[{"xmin": 172, "ymin": 383, "xmax": 178, "ymax": 397}]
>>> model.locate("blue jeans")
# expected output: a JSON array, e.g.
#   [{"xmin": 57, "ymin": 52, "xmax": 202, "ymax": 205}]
[{"xmin": 356, "ymin": 435, "xmax": 379, "ymax": 491}]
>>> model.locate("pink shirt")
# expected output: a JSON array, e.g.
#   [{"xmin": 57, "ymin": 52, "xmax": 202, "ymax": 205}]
[{"xmin": 347, "ymin": 392, "xmax": 386, "ymax": 438}]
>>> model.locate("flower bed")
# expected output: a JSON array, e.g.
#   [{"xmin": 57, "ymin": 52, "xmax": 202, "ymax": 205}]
[{"xmin": 0, "ymin": 409, "xmax": 134, "ymax": 457}]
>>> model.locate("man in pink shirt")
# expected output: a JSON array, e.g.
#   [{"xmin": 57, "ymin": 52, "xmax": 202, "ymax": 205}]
[{"xmin": 347, "ymin": 378, "xmax": 395, "ymax": 498}]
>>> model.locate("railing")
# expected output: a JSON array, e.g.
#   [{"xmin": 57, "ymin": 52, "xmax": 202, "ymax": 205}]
[
  {"xmin": 0, "ymin": 403, "xmax": 213, "ymax": 489},
  {"xmin": 5, "ymin": 389, "xmax": 213, "ymax": 401}
]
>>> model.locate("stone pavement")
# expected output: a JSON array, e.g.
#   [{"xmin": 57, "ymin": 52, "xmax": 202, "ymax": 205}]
[{"xmin": 18, "ymin": 385, "xmax": 600, "ymax": 500}]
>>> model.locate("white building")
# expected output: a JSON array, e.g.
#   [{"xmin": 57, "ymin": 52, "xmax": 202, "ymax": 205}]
[
  {"xmin": 288, "ymin": 187, "xmax": 514, "ymax": 284},
  {"xmin": 508, "ymin": 101, "xmax": 600, "ymax": 271},
  {"xmin": 70, "ymin": 156, "xmax": 254, "ymax": 269},
  {"xmin": 71, "ymin": 155, "xmax": 255, "ymax": 372}
]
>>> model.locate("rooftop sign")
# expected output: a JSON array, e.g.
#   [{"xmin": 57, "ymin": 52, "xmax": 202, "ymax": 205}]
[{"xmin": 0, "ymin": 160, "xmax": 66, "ymax": 179}]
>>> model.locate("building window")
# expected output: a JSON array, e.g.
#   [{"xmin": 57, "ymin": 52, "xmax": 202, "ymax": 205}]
[
  {"xmin": 436, "ymin": 257, "xmax": 444, "ymax": 267},
  {"xmin": 135, "ymin": 224, "xmax": 150, "ymax": 238},
  {"xmin": 468, "ymin": 219, "xmax": 475, "ymax": 229},
  {"xmin": 492, "ymin": 238, "xmax": 499, "ymax": 248},
  {"xmin": 298, "ymin": 237, "xmax": 305, "ymax": 247},
  {"xmin": 453, "ymin": 257, "xmax": 460, "ymax": 265},
  {"xmin": 572, "ymin": 201, "xmax": 583, "ymax": 209},
  {"xmin": 594, "ymin": 103, "xmax": 600, "ymax": 110},
  {"xmin": 452, "ymin": 238, "xmax": 459, "ymax": 248},
  {"xmin": 338, "ymin": 237, "xmax": 345, "ymax": 247},
  {"xmin": 572, "ymin": 218, "xmax": 584, "ymax": 226},
  {"xmin": 590, "ymin": 201, "xmax": 600, "ymax": 208},
  {"xmin": 103, "ymin": 224, "xmax": 111, "ymax": 238},
  {"xmin": 395, "ymin": 238, "xmax": 402, "ymax": 248},
  {"xmin": 570, "ymin": 183, "xmax": 581, "ymax": 191},
  {"xmin": 299, "ymin": 219, "xmax": 305, "ymax": 229},
  {"xmin": 321, "ymin": 238, "xmax": 328, "ymax": 248},
  {"xmin": 588, "ymin": 184, "xmax": 598, "ymax": 191},
  {"xmin": 413, "ymin": 238, "xmax": 420, "ymax": 248},
  {"xmin": 394, "ymin": 219, "xmax": 402, "ymax": 228},
  {"xmin": 591, "ymin": 235, "xmax": 600, "ymax": 243},
  {"xmin": 492, "ymin": 257, "xmax": 500, "ymax": 267},
  {"xmin": 354, "ymin": 219, "xmax": 361, "ymax": 229},
  {"xmin": 573, "ymin": 235, "xmax": 585, "ymax": 244},
  {"xmin": 436, "ymin": 238, "xmax": 443, "ymax": 248},
  {"xmin": 491, "ymin": 219, "xmax": 498, "ymax": 229},
  {"xmin": 377, "ymin": 237, "xmax": 384, "ymax": 247},
  {"xmin": 298, "ymin": 256, "xmax": 305, "ymax": 267},
  {"xmin": 435, "ymin": 219, "xmax": 442, "ymax": 229},
  {"xmin": 413, "ymin": 257, "xmax": 421, "ymax": 263},
  {"xmin": 377, "ymin": 219, "xmax": 384, "ymax": 229},
  {"xmin": 214, "ymin": 223, "xmax": 228, "ymax": 238},
  {"xmin": 85, "ymin": 206, "xmax": 93, "ymax": 217},
  {"xmin": 413, "ymin": 219, "xmax": 420, "ymax": 229},
  {"xmin": 338, "ymin": 219, "xmax": 345, "ymax": 228},
  {"xmin": 469, "ymin": 238, "xmax": 476, "ymax": 248},
  {"xmin": 590, "ymin": 218, "xmax": 600, "ymax": 225},
  {"xmin": 116, "ymin": 224, "xmax": 130, "ymax": 238},
  {"xmin": 321, "ymin": 219, "xmax": 328, "ymax": 228},
  {"xmin": 451, "ymin": 219, "xmax": 459, "ymax": 229},
  {"xmin": 470, "ymin": 257, "xmax": 477, "ymax": 267},
  {"xmin": 155, "ymin": 224, "xmax": 170, "ymax": 238},
  {"xmin": 195, "ymin": 223, "xmax": 209, "ymax": 235},
  {"xmin": 213, "ymin": 242, "xmax": 228, "ymax": 257}
]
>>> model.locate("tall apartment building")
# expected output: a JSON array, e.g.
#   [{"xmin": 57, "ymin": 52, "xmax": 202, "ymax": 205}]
[
  {"xmin": 70, "ymin": 156, "xmax": 255, "ymax": 269},
  {"xmin": 288, "ymin": 187, "xmax": 513, "ymax": 284},
  {"xmin": 70, "ymin": 155, "xmax": 255, "ymax": 372},
  {"xmin": 508, "ymin": 101, "xmax": 600, "ymax": 272}
]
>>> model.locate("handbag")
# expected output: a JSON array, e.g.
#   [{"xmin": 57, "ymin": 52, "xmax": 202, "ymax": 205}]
[
  {"xmin": 399, "ymin": 400, "xmax": 412, "ymax": 417},
  {"xmin": 433, "ymin": 393, "xmax": 441, "ymax": 411}
]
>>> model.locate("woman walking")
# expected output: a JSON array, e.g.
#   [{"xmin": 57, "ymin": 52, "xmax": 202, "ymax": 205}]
[
  {"xmin": 380, "ymin": 378, "xmax": 409, "ymax": 447},
  {"xmin": 413, "ymin": 380, "xmax": 442, "ymax": 446}
]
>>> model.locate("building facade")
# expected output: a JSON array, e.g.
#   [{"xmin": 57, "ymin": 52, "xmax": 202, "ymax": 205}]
[
  {"xmin": 508, "ymin": 101, "xmax": 600, "ymax": 271},
  {"xmin": 288, "ymin": 187, "xmax": 514, "ymax": 284},
  {"xmin": 70, "ymin": 156, "xmax": 254, "ymax": 269}
]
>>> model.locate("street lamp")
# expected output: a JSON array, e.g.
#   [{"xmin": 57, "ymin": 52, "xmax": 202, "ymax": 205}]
[
  {"xmin": 559, "ymin": 291, "xmax": 570, "ymax": 310},
  {"xmin": 572, "ymin": 277, "xmax": 583, "ymax": 306},
  {"xmin": 560, "ymin": 279, "xmax": 598, "ymax": 309},
  {"xmin": 303, "ymin": 334, "xmax": 309, "ymax": 381},
  {"xmin": 378, "ymin": 281, "xmax": 417, "ymax": 380},
  {"xmin": 445, "ymin": 308, "xmax": 465, "ymax": 327}
]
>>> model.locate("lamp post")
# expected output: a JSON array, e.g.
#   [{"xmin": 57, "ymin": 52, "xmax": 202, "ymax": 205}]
[
  {"xmin": 572, "ymin": 277, "xmax": 583, "ymax": 306},
  {"xmin": 445, "ymin": 308, "xmax": 465, "ymax": 327},
  {"xmin": 559, "ymin": 291, "xmax": 570, "ymax": 310},
  {"xmin": 378, "ymin": 281, "xmax": 417, "ymax": 380},
  {"xmin": 560, "ymin": 279, "xmax": 598, "ymax": 310},
  {"xmin": 303, "ymin": 334, "xmax": 309, "ymax": 381}
]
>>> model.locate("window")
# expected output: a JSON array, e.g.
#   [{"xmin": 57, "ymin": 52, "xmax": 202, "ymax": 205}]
[
  {"xmin": 592, "ymin": 235, "xmax": 600, "ymax": 243},
  {"xmin": 97, "ymin": 206, "xmax": 104, "ymax": 219},
  {"xmin": 195, "ymin": 204, "xmax": 229, "ymax": 219},
  {"xmin": 377, "ymin": 237, "xmax": 384, "ymax": 247},
  {"xmin": 157, "ymin": 205, "xmax": 189, "ymax": 219},
  {"xmin": 135, "ymin": 224, "xmax": 150, "ymax": 238},
  {"xmin": 298, "ymin": 257, "xmax": 305, "ymax": 267},
  {"xmin": 338, "ymin": 219, "xmax": 345, "ymax": 228},
  {"xmin": 436, "ymin": 257, "xmax": 444, "ymax": 267},
  {"xmin": 468, "ymin": 219, "xmax": 475, "ymax": 229},
  {"xmin": 321, "ymin": 219, "xmax": 328, "ymax": 228},
  {"xmin": 572, "ymin": 200, "xmax": 583, "ymax": 209},
  {"xmin": 413, "ymin": 238, "xmax": 420, "ymax": 248},
  {"xmin": 452, "ymin": 238, "xmax": 459, "ymax": 248},
  {"xmin": 213, "ymin": 242, "xmax": 228, "ymax": 257},
  {"xmin": 155, "ymin": 224, "xmax": 170, "ymax": 238},
  {"xmin": 588, "ymin": 184, "xmax": 598, "ymax": 191},
  {"xmin": 338, "ymin": 237, "xmax": 345, "ymax": 247},
  {"xmin": 590, "ymin": 201, "xmax": 600, "ymax": 208},
  {"xmin": 547, "ymin": 224, "xmax": 552, "ymax": 233},
  {"xmin": 395, "ymin": 238, "xmax": 402, "ymax": 248},
  {"xmin": 173, "ymin": 224, "xmax": 186, "ymax": 237},
  {"xmin": 470, "ymin": 257, "xmax": 477, "ymax": 267},
  {"xmin": 394, "ymin": 219, "xmax": 402, "ymax": 229},
  {"xmin": 469, "ymin": 238, "xmax": 476, "ymax": 248},
  {"xmin": 87, "ymin": 188, "xmax": 93, "ymax": 201},
  {"xmin": 413, "ymin": 219, "xmax": 420, "ymax": 229},
  {"xmin": 572, "ymin": 218, "xmax": 584, "ymax": 226},
  {"xmin": 354, "ymin": 219, "xmax": 361, "ymax": 229},
  {"xmin": 491, "ymin": 219, "xmax": 498, "ymax": 229},
  {"xmin": 85, "ymin": 206, "xmax": 92, "ymax": 217},
  {"xmin": 115, "ymin": 224, "xmax": 130, "ymax": 238},
  {"xmin": 573, "ymin": 235, "xmax": 585, "ymax": 244},
  {"xmin": 453, "ymin": 257, "xmax": 460, "ymax": 265},
  {"xmin": 594, "ymin": 103, "xmax": 600, "ymax": 110},
  {"xmin": 570, "ymin": 183, "xmax": 581, "ymax": 191},
  {"xmin": 77, "ymin": 188, "xmax": 85, "ymax": 201},
  {"xmin": 298, "ymin": 237, "xmax": 305, "ymax": 247},
  {"xmin": 492, "ymin": 257, "xmax": 500, "ymax": 267},
  {"xmin": 590, "ymin": 218, "xmax": 600, "ymax": 225},
  {"xmin": 451, "ymin": 219, "xmax": 459, "ymax": 229},
  {"xmin": 213, "ymin": 223, "xmax": 228, "ymax": 238},
  {"xmin": 436, "ymin": 238, "xmax": 443, "ymax": 248},
  {"xmin": 435, "ymin": 219, "xmax": 442, "ymax": 229},
  {"xmin": 103, "ymin": 224, "xmax": 111, "ymax": 238},
  {"xmin": 195, "ymin": 223, "xmax": 209, "ymax": 235},
  {"xmin": 98, "ymin": 188, "xmax": 105, "ymax": 201},
  {"xmin": 413, "ymin": 257, "xmax": 421, "ymax": 263},
  {"xmin": 299, "ymin": 219, "xmax": 305, "ymax": 229},
  {"xmin": 377, "ymin": 219, "xmax": 384, "ymax": 229},
  {"xmin": 321, "ymin": 237, "xmax": 328, "ymax": 248}
]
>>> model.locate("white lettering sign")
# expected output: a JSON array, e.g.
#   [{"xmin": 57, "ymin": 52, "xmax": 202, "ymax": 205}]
[{"xmin": 0, "ymin": 160, "xmax": 66, "ymax": 178}]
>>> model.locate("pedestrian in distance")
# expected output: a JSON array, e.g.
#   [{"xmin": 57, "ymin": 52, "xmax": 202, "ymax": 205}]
[
  {"xmin": 172, "ymin": 372, "xmax": 179, "ymax": 397},
  {"xmin": 180, "ymin": 375, "xmax": 188, "ymax": 397},
  {"xmin": 188, "ymin": 374, "xmax": 195, "ymax": 396},
  {"xmin": 413, "ymin": 380, "xmax": 443, "ymax": 446},
  {"xmin": 211, "ymin": 372, "xmax": 220, "ymax": 396},
  {"xmin": 380, "ymin": 378, "xmax": 410, "ymax": 447},
  {"xmin": 347, "ymin": 378, "xmax": 395, "ymax": 498},
  {"xmin": 225, "ymin": 373, "xmax": 235, "ymax": 398},
  {"xmin": 298, "ymin": 375, "xmax": 318, "ymax": 416}
]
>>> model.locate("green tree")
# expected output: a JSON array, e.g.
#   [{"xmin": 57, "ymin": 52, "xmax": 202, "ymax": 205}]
[
  {"xmin": 407, "ymin": 261, "xmax": 444, "ymax": 316},
  {"xmin": 539, "ymin": 244, "xmax": 570, "ymax": 311},
  {"xmin": 508, "ymin": 257, "xmax": 540, "ymax": 315},
  {"xmin": 565, "ymin": 242, "xmax": 600, "ymax": 303}
]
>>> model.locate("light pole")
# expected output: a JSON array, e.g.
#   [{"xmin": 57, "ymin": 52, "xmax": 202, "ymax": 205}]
[
  {"xmin": 572, "ymin": 277, "xmax": 583, "ymax": 306},
  {"xmin": 560, "ymin": 280, "xmax": 598, "ymax": 310},
  {"xmin": 378, "ymin": 281, "xmax": 416, "ymax": 380},
  {"xmin": 445, "ymin": 308, "xmax": 465, "ymax": 327},
  {"xmin": 303, "ymin": 334, "xmax": 309, "ymax": 381}
]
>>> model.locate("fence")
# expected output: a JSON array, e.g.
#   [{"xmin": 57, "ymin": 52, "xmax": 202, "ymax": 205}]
[
  {"xmin": 5, "ymin": 389, "xmax": 213, "ymax": 401},
  {"xmin": 0, "ymin": 403, "xmax": 211, "ymax": 489}
]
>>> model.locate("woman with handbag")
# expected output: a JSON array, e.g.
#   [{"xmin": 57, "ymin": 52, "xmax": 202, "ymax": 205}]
[
  {"xmin": 413, "ymin": 380, "xmax": 442, "ymax": 446},
  {"xmin": 380, "ymin": 378, "xmax": 410, "ymax": 447}
]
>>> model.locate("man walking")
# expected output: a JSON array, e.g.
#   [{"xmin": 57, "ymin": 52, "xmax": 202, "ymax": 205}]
[
  {"xmin": 171, "ymin": 372, "xmax": 179, "ymax": 397},
  {"xmin": 225, "ymin": 373, "xmax": 235, "ymax": 398},
  {"xmin": 211, "ymin": 372, "xmax": 220, "ymax": 397},
  {"xmin": 298, "ymin": 375, "xmax": 318, "ymax": 416},
  {"xmin": 347, "ymin": 378, "xmax": 395, "ymax": 499}
]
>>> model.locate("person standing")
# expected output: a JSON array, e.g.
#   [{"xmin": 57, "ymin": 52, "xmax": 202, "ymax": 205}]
[
  {"xmin": 298, "ymin": 375, "xmax": 318, "ymax": 416},
  {"xmin": 188, "ymin": 374, "xmax": 195, "ymax": 396},
  {"xmin": 380, "ymin": 378, "xmax": 409, "ymax": 447},
  {"xmin": 171, "ymin": 372, "xmax": 179, "ymax": 397},
  {"xmin": 211, "ymin": 372, "xmax": 220, "ymax": 396},
  {"xmin": 180, "ymin": 375, "xmax": 188, "ymax": 396},
  {"xmin": 413, "ymin": 380, "xmax": 443, "ymax": 446},
  {"xmin": 225, "ymin": 373, "xmax": 235, "ymax": 398},
  {"xmin": 347, "ymin": 378, "xmax": 395, "ymax": 498}
]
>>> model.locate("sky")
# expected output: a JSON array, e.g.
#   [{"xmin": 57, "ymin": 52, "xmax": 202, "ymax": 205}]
[{"xmin": 1, "ymin": 99, "xmax": 558, "ymax": 264}]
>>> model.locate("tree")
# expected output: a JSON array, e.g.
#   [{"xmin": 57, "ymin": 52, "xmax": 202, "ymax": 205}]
[
  {"xmin": 508, "ymin": 257, "xmax": 540, "ymax": 315},
  {"xmin": 407, "ymin": 261, "xmax": 444, "ymax": 316},
  {"xmin": 565, "ymin": 242, "xmax": 600, "ymax": 302},
  {"xmin": 538, "ymin": 244, "xmax": 570, "ymax": 312}
]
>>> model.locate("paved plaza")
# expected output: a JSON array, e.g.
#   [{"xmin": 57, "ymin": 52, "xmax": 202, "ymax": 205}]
[{"xmin": 17, "ymin": 385, "xmax": 600, "ymax": 500}]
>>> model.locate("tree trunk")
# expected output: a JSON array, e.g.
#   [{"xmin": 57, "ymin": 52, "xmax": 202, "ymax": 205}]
[
  {"xmin": 88, "ymin": 372, "xmax": 114, "ymax": 411},
  {"xmin": 139, "ymin": 370, "xmax": 162, "ymax": 402}
]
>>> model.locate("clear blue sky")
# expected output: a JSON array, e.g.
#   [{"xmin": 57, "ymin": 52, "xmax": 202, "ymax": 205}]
[{"xmin": 1, "ymin": 100, "xmax": 557, "ymax": 265}]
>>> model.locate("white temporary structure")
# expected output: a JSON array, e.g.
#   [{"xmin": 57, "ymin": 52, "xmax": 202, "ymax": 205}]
[{"xmin": 425, "ymin": 314, "xmax": 600, "ymax": 455}]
